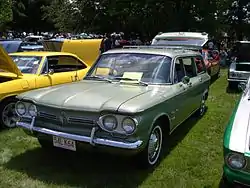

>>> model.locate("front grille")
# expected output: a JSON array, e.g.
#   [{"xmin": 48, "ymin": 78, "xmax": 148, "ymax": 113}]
[
  {"xmin": 39, "ymin": 111, "xmax": 57, "ymax": 120},
  {"xmin": 236, "ymin": 64, "xmax": 250, "ymax": 72},
  {"xmin": 68, "ymin": 117, "xmax": 95, "ymax": 126},
  {"xmin": 35, "ymin": 107, "xmax": 99, "ymax": 135}
]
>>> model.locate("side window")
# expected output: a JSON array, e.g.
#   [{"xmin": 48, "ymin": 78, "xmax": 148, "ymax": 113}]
[
  {"xmin": 43, "ymin": 56, "xmax": 86, "ymax": 73},
  {"xmin": 57, "ymin": 56, "xmax": 86, "ymax": 68},
  {"xmin": 174, "ymin": 58, "xmax": 185, "ymax": 83},
  {"xmin": 193, "ymin": 56, "xmax": 206, "ymax": 74},
  {"xmin": 183, "ymin": 57, "xmax": 197, "ymax": 78}
]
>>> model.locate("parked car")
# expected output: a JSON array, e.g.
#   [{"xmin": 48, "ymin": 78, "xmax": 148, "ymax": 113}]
[
  {"xmin": 0, "ymin": 47, "xmax": 90, "ymax": 128},
  {"xmin": 43, "ymin": 38, "xmax": 103, "ymax": 67},
  {"xmin": 223, "ymin": 78, "xmax": 250, "ymax": 186},
  {"xmin": 16, "ymin": 46, "xmax": 210, "ymax": 167},
  {"xmin": 0, "ymin": 40, "xmax": 44, "ymax": 53},
  {"xmin": 228, "ymin": 41, "xmax": 250, "ymax": 89},
  {"xmin": 151, "ymin": 32, "xmax": 220, "ymax": 78}
]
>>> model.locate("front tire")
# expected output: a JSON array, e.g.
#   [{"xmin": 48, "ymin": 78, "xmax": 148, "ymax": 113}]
[
  {"xmin": 228, "ymin": 81, "xmax": 237, "ymax": 90},
  {"xmin": 0, "ymin": 98, "xmax": 19, "ymax": 128},
  {"xmin": 195, "ymin": 92, "xmax": 207, "ymax": 117},
  {"xmin": 136, "ymin": 125, "xmax": 163, "ymax": 168}
]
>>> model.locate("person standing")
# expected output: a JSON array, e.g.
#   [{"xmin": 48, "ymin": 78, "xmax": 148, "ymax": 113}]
[{"xmin": 104, "ymin": 34, "xmax": 112, "ymax": 52}]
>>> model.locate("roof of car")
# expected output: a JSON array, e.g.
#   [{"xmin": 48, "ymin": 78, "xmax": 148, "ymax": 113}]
[
  {"xmin": 237, "ymin": 41, "xmax": 250, "ymax": 44},
  {"xmin": 153, "ymin": 32, "xmax": 208, "ymax": 39},
  {"xmin": 103, "ymin": 46, "xmax": 201, "ymax": 58},
  {"xmin": 9, "ymin": 51, "xmax": 77, "ymax": 57}
]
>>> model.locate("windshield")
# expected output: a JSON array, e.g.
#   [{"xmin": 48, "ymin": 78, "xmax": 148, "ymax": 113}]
[
  {"xmin": 152, "ymin": 37, "xmax": 206, "ymax": 47},
  {"xmin": 86, "ymin": 53, "xmax": 172, "ymax": 84},
  {"xmin": 10, "ymin": 55, "xmax": 42, "ymax": 74}
]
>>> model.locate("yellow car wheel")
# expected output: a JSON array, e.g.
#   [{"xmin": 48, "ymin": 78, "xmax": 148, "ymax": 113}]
[{"xmin": 0, "ymin": 98, "xmax": 18, "ymax": 128}]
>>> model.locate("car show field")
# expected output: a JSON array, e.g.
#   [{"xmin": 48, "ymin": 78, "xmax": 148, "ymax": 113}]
[{"xmin": 0, "ymin": 69, "xmax": 241, "ymax": 187}]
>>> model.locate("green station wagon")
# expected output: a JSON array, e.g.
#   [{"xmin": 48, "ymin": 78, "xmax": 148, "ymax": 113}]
[{"xmin": 15, "ymin": 46, "xmax": 211, "ymax": 167}]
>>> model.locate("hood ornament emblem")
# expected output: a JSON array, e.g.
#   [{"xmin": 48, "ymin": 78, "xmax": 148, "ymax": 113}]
[{"xmin": 59, "ymin": 111, "xmax": 67, "ymax": 126}]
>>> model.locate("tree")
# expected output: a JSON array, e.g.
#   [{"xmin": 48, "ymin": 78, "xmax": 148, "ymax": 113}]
[{"xmin": 0, "ymin": 0, "xmax": 12, "ymax": 30}]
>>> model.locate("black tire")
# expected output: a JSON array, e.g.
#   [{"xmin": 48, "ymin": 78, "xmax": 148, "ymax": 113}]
[
  {"xmin": 0, "ymin": 98, "xmax": 18, "ymax": 128},
  {"xmin": 195, "ymin": 92, "xmax": 207, "ymax": 117},
  {"xmin": 228, "ymin": 81, "xmax": 237, "ymax": 90},
  {"xmin": 221, "ymin": 174, "xmax": 233, "ymax": 188},
  {"xmin": 136, "ymin": 124, "xmax": 163, "ymax": 168}
]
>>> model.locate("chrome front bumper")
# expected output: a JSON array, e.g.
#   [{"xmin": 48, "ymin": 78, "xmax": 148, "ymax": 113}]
[{"xmin": 17, "ymin": 120, "xmax": 143, "ymax": 150}]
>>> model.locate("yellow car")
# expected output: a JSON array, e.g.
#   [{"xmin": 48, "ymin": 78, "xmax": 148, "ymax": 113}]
[{"xmin": 0, "ymin": 47, "xmax": 90, "ymax": 128}]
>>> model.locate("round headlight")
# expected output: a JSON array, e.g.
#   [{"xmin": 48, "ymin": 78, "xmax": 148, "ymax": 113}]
[
  {"xmin": 227, "ymin": 153, "xmax": 246, "ymax": 169},
  {"xmin": 122, "ymin": 117, "xmax": 136, "ymax": 134},
  {"xmin": 15, "ymin": 102, "xmax": 26, "ymax": 116},
  {"xmin": 103, "ymin": 115, "xmax": 117, "ymax": 131},
  {"xmin": 28, "ymin": 104, "xmax": 37, "ymax": 117}
]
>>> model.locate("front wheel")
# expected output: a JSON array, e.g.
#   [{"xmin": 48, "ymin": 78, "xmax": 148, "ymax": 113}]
[
  {"xmin": 136, "ymin": 125, "xmax": 163, "ymax": 168},
  {"xmin": 195, "ymin": 92, "xmax": 207, "ymax": 117},
  {"xmin": 228, "ymin": 81, "xmax": 237, "ymax": 90},
  {"xmin": 0, "ymin": 98, "xmax": 19, "ymax": 128}
]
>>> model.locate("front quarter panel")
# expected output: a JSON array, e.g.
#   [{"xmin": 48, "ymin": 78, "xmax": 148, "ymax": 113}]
[{"xmin": 0, "ymin": 75, "xmax": 36, "ymax": 101}]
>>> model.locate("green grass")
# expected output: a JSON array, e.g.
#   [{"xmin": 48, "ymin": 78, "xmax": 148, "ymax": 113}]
[{"xmin": 0, "ymin": 69, "xmax": 240, "ymax": 188}]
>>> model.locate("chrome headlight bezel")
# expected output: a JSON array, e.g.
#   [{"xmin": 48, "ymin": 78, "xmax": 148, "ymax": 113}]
[
  {"xmin": 121, "ymin": 117, "xmax": 137, "ymax": 134},
  {"xmin": 226, "ymin": 153, "xmax": 246, "ymax": 170},
  {"xmin": 100, "ymin": 115, "xmax": 118, "ymax": 132},
  {"xmin": 98, "ymin": 114, "xmax": 138, "ymax": 135},
  {"xmin": 15, "ymin": 102, "xmax": 26, "ymax": 116},
  {"xmin": 28, "ymin": 104, "xmax": 37, "ymax": 117}
]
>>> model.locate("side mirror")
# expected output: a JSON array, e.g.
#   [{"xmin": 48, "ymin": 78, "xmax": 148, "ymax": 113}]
[
  {"xmin": 45, "ymin": 69, "xmax": 54, "ymax": 75},
  {"xmin": 182, "ymin": 76, "xmax": 190, "ymax": 84},
  {"xmin": 48, "ymin": 69, "xmax": 54, "ymax": 75},
  {"xmin": 238, "ymin": 82, "xmax": 246, "ymax": 91}
]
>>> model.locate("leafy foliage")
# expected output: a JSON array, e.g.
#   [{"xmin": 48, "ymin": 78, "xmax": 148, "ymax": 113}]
[
  {"xmin": 0, "ymin": 0, "xmax": 12, "ymax": 29},
  {"xmin": 1, "ymin": 0, "xmax": 250, "ymax": 39}
]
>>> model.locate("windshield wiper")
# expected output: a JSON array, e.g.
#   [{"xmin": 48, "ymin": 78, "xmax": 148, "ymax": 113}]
[
  {"xmin": 113, "ymin": 77, "xmax": 148, "ymax": 86},
  {"xmin": 85, "ymin": 75, "xmax": 112, "ymax": 83}
]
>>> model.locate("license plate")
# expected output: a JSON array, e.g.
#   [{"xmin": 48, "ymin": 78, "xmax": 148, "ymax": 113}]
[{"xmin": 53, "ymin": 136, "xmax": 76, "ymax": 151}]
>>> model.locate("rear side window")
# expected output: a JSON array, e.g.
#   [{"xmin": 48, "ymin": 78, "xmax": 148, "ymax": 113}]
[
  {"xmin": 193, "ymin": 56, "xmax": 206, "ymax": 74},
  {"xmin": 182, "ymin": 57, "xmax": 197, "ymax": 78}
]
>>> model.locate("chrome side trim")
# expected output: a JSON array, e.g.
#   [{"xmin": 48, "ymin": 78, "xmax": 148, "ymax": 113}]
[
  {"xmin": 228, "ymin": 78, "xmax": 247, "ymax": 82},
  {"xmin": 17, "ymin": 122, "xmax": 143, "ymax": 150}
]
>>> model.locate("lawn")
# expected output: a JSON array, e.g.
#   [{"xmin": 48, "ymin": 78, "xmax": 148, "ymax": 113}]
[{"xmin": 0, "ymin": 69, "xmax": 240, "ymax": 188}]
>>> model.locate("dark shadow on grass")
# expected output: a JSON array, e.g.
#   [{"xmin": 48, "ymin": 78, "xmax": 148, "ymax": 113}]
[
  {"xmin": 0, "ymin": 124, "xmax": 13, "ymax": 134},
  {"xmin": 4, "ymin": 113, "xmax": 202, "ymax": 188},
  {"xmin": 226, "ymin": 86, "xmax": 241, "ymax": 94}
]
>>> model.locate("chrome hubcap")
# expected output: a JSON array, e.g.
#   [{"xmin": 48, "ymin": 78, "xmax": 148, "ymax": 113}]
[
  {"xmin": 2, "ymin": 102, "xmax": 18, "ymax": 128},
  {"xmin": 148, "ymin": 126, "xmax": 162, "ymax": 165}
]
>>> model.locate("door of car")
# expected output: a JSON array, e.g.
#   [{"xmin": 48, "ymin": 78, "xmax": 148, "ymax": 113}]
[
  {"xmin": 171, "ymin": 58, "xmax": 190, "ymax": 127},
  {"xmin": 182, "ymin": 56, "xmax": 199, "ymax": 116},
  {"xmin": 41, "ymin": 55, "xmax": 87, "ymax": 86},
  {"xmin": 35, "ymin": 57, "xmax": 53, "ymax": 88}
]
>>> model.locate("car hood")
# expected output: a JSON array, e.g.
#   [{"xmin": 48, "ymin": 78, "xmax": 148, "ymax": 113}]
[
  {"xmin": 0, "ymin": 46, "xmax": 23, "ymax": 77},
  {"xmin": 228, "ymin": 93, "xmax": 250, "ymax": 154},
  {"xmin": 18, "ymin": 80, "xmax": 169, "ymax": 113}
]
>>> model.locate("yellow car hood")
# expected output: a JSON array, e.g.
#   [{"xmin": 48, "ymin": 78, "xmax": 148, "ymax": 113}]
[{"xmin": 0, "ymin": 46, "xmax": 23, "ymax": 77}]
